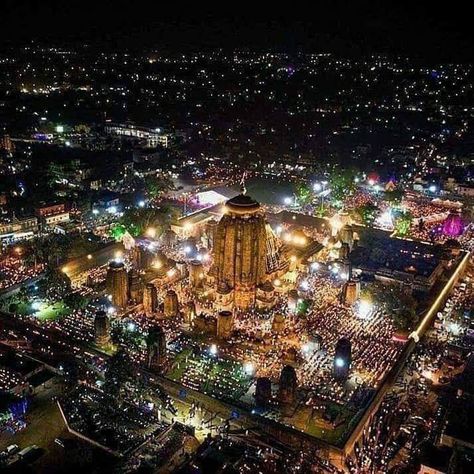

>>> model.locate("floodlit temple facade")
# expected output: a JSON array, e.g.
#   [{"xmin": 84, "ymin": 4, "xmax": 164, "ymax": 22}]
[{"xmin": 208, "ymin": 193, "xmax": 287, "ymax": 310}]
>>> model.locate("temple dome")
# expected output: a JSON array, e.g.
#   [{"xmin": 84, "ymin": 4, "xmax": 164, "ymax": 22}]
[{"xmin": 225, "ymin": 194, "xmax": 261, "ymax": 215}]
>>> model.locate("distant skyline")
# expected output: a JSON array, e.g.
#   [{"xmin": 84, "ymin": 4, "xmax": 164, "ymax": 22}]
[{"xmin": 1, "ymin": 1, "xmax": 472, "ymax": 61}]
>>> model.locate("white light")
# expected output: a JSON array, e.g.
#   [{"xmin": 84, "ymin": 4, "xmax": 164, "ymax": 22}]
[
  {"xmin": 92, "ymin": 209, "xmax": 99, "ymax": 215},
  {"xmin": 448, "ymin": 322, "xmax": 461, "ymax": 335},
  {"xmin": 108, "ymin": 206, "xmax": 117, "ymax": 214},
  {"xmin": 65, "ymin": 140, "xmax": 71, "ymax": 147},
  {"xmin": 107, "ymin": 307, "xmax": 115, "ymax": 315},
  {"xmin": 301, "ymin": 343, "xmax": 311, "ymax": 355},
  {"xmin": 300, "ymin": 280, "xmax": 309, "ymax": 291},
  {"xmin": 283, "ymin": 197, "xmax": 292, "ymax": 205},
  {"xmin": 429, "ymin": 185, "xmax": 437, "ymax": 193},
  {"xmin": 313, "ymin": 183, "xmax": 322, "ymax": 192},
  {"xmin": 358, "ymin": 300, "xmax": 372, "ymax": 319},
  {"xmin": 335, "ymin": 357, "xmax": 345, "ymax": 368},
  {"xmin": 138, "ymin": 200, "xmax": 145, "ymax": 208},
  {"xmin": 275, "ymin": 225, "xmax": 283, "ymax": 234},
  {"xmin": 310, "ymin": 262, "xmax": 319, "ymax": 271},
  {"xmin": 244, "ymin": 362, "xmax": 254, "ymax": 375},
  {"xmin": 32, "ymin": 301, "xmax": 42, "ymax": 311},
  {"xmin": 184, "ymin": 246, "xmax": 192, "ymax": 254},
  {"xmin": 210, "ymin": 344, "xmax": 218, "ymax": 356},
  {"xmin": 379, "ymin": 210, "xmax": 393, "ymax": 227},
  {"xmin": 127, "ymin": 322, "xmax": 136, "ymax": 332}
]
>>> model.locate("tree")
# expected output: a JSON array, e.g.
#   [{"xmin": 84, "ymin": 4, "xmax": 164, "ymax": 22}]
[
  {"xmin": 329, "ymin": 169, "xmax": 357, "ymax": 204},
  {"xmin": 104, "ymin": 349, "xmax": 135, "ymax": 402},
  {"xmin": 120, "ymin": 205, "xmax": 178, "ymax": 237},
  {"xmin": 354, "ymin": 202, "xmax": 379, "ymax": 225},
  {"xmin": 295, "ymin": 183, "xmax": 312, "ymax": 207},
  {"xmin": 144, "ymin": 173, "xmax": 175, "ymax": 200},
  {"xmin": 64, "ymin": 292, "xmax": 89, "ymax": 310},
  {"xmin": 42, "ymin": 268, "xmax": 71, "ymax": 299},
  {"xmin": 394, "ymin": 210, "xmax": 413, "ymax": 236},
  {"xmin": 384, "ymin": 188, "xmax": 404, "ymax": 205}
]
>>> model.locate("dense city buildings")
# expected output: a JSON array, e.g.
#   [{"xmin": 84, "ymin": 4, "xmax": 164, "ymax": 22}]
[{"xmin": 0, "ymin": 6, "xmax": 473, "ymax": 474}]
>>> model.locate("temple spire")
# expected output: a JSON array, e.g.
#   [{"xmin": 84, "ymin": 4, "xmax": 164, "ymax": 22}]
[{"xmin": 240, "ymin": 171, "xmax": 247, "ymax": 195}]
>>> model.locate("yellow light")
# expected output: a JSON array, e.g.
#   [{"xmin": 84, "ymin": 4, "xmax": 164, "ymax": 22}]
[
  {"xmin": 414, "ymin": 251, "xmax": 470, "ymax": 339},
  {"xmin": 114, "ymin": 250, "xmax": 123, "ymax": 260},
  {"xmin": 146, "ymin": 227, "xmax": 156, "ymax": 238},
  {"xmin": 167, "ymin": 268, "xmax": 176, "ymax": 278},
  {"xmin": 61, "ymin": 266, "xmax": 68, "ymax": 273},
  {"xmin": 274, "ymin": 278, "xmax": 281, "ymax": 287},
  {"xmin": 87, "ymin": 254, "xmax": 92, "ymax": 260},
  {"xmin": 152, "ymin": 259, "xmax": 162, "ymax": 269},
  {"xmin": 290, "ymin": 255, "xmax": 297, "ymax": 262}
]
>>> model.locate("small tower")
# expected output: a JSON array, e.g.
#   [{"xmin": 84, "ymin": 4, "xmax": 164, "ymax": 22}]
[
  {"xmin": 143, "ymin": 283, "xmax": 158, "ymax": 315},
  {"xmin": 278, "ymin": 365, "xmax": 297, "ymax": 404},
  {"xmin": 106, "ymin": 261, "xmax": 128, "ymax": 308},
  {"xmin": 272, "ymin": 313, "xmax": 285, "ymax": 334},
  {"xmin": 217, "ymin": 310, "xmax": 234, "ymax": 340},
  {"xmin": 147, "ymin": 325, "xmax": 166, "ymax": 370},
  {"xmin": 164, "ymin": 290, "xmax": 179, "ymax": 318},
  {"xmin": 94, "ymin": 310, "xmax": 110, "ymax": 346},
  {"xmin": 255, "ymin": 377, "xmax": 272, "ymax": 406}
]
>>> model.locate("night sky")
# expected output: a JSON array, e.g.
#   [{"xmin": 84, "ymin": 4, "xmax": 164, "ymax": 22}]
[{"xmin": 1, "ymin": 1, "xmax": 472, "ymax": 61}]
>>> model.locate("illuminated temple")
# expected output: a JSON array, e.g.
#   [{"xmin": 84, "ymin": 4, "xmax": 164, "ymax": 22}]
[{"xmin": 208, "ymin": 193, "xmax": 287, "ymax": 310}]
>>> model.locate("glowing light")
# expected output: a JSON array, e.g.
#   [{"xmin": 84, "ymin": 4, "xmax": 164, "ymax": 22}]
[
  {"xmin": 283, "ymin": 197, "xmax": 292, "ymax": 205},
  {"xmin": 127, "ymin": 322, "xmax": 136, "ymax": 332},
  {"xmin": 146, "ymin": 227, "xmax": 156, "ymax": 238},
  {"xmin": 448, "ymin": 322, "xmax": 461, "ymax": 336},
  {"xmin": 313, "ymin": 183, "xmax": 322, "ymax": 192},
  {"xmin": 32, "ymin": 301, "xmax": 42, "ymax": 311},
  {"xmin": 152, "ymin": 260, "xmax": 162, "ymax": 269},
  {"xmin": 209, "ymin": 344, "xmax": 218, "ymax": 356},
  {"xmin": 368, "ymin": 179, "xmax": 375, "ymax": 186},
  {"xmin": 275, "ymin": 225, "xmax": 283, "ymax": 234},
  {"xmin": 184, "ymin": 246, "xmax": 192, "ymax": 254},
  {"xmin": 358, "ymin": 299, "xmax": 373, "ymax": 319},
  {"xmin": 310, "ymin": 262, "xmax": 319, "ymax": 271},
  {"xmin": 107, "ymin": 206, "xmax": 117, "ymax": 214},
  {"xmin": 87, "ymin": 254, "xmax": 92, "ymax": 260},
  {"xmin": 138, "ymin": 200, "xmax": 145, "ymax": 208},
  {"xmin": 335, "ymin": 357, "xmax": 345, "ymax": 368},
  {"xmin": 244, "ymin": 362, "xmax": 254, "ymax": 375},
  {"xmin": 166, "ymin": 268, "xmax": 176, "ymax": 278},
  {"xmin": 273, "ymin": 279, "xmax": 281, "ymax": 287},
  {"xmin": 92, "ymin": 209, "xmax": 99, "ymax": 215},
  {"xmin": 429, "ymin": 184, "xmax": 437, "ymax": 193},
  {"xmin": 61, "ymin": 266, "xmax": 68, "ymax": 274},
  {"xmin": 56, "ymin": 125, "xmax": 64, "ymax": 133},
  {"xmin": 300, "ymin": 280, "xmax": 309, "ymax": 291},
  {"xmin": 107, "ymin": 307, "xmax": 116, "ymax": 315},
  {"xmin": 114, "ymin": 251, "xmax": 123, "ymax": 262}
]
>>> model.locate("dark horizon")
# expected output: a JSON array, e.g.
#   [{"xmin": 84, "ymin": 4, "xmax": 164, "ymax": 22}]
[{"xmin": 1, "ymin": 1, "xmax": 473, "ymax": 61}]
